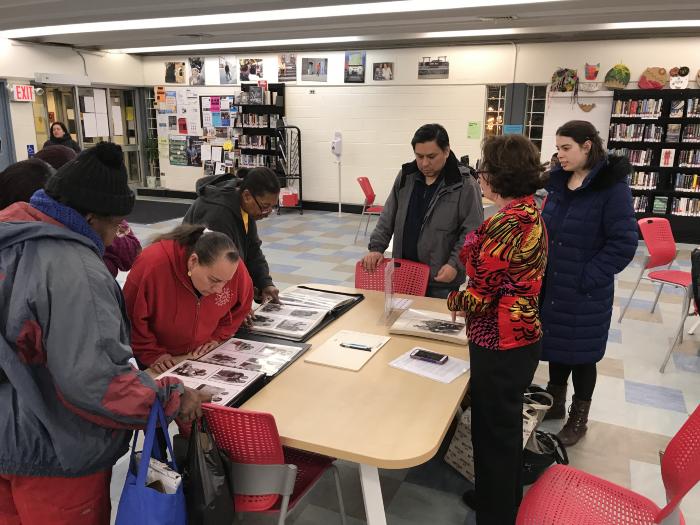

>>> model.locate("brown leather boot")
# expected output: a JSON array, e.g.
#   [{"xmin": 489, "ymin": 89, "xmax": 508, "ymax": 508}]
[
  {"xmin": 543, "ymin": 382, "xmax": 567, "ymax": 420},
  {"xmin": 557, "ymin": 396, "xmax": 591, "ymax": 447}
]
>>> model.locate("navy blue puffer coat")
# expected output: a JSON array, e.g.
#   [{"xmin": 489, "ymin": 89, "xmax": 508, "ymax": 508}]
[{"xmin": 540, "ymin": 156, "xmax": 638, "ymax": 365}]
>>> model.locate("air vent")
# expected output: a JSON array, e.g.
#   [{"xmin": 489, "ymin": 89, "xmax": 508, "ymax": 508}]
[
  {"xmin": 478, "ymin": 16, "xmax": 519, "ymax": 22},
  {"xmin": 176, "ymin": 33, "xmax": 216, "ymax": 39}
]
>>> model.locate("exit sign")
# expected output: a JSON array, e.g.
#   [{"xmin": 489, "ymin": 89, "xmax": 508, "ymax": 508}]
[{"xmin": 11, "ymin": 84, "xmax": 35, "ymax": 102}]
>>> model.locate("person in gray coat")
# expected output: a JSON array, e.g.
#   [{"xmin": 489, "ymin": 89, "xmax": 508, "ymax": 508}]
[{"xmin": 361, "ymin": 123, "xmax": 484, "ymax": 298}]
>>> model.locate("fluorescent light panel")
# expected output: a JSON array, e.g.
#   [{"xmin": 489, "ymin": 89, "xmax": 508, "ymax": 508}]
[
  {"xmin": 108, "ymin": 19, "xmax": 700, "ymax": 53},
  {"xmin": 0, "ymin": 0, "xmax": 561, "ymax": 38}
]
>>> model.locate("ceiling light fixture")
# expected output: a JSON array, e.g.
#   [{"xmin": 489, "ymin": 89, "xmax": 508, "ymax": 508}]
[{"xmin": 0, "ymin": 0, "xmax": 561, "ymax": 39}]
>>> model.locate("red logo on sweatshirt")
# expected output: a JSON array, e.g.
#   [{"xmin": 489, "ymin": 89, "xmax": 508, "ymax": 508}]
[{"xmin": 214, "ymin": 288, "xmax": 232, "ymax": 307}]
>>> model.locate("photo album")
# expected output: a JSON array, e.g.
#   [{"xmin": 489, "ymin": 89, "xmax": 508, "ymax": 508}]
[
  {"xmin": 248, "ymin": 286, "xmax": 363, "ymax": 341},
  {"xmin": 389, "ymin": 309, "xmax": 468, "ymax": 344},
  {"xmin": 156, "ymin": 337, "xmax": 306, "ymax": 406}
]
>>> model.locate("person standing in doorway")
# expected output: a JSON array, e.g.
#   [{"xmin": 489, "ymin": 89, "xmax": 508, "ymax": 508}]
[
  {"xmin": 540, "ymin": 120, "xmax": 637, "ymax": 447},
  {"xmin": 361, "ymin": 123, "xmax": 483, "ymax": 298},
  {"xmin": 43, "ymin": 121, "xmax": 81, "ymax": 153}
]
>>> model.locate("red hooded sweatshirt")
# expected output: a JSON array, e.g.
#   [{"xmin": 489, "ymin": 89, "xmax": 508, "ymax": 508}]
[{"xmin": 123, "ymin": 239, "xmax": 254, "ymax": 366}]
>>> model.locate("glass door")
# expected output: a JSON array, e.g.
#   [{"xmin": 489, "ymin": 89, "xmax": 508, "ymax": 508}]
[{"xmin": 110, "ymin": 89, "xmax": 142, "ymax": 184}]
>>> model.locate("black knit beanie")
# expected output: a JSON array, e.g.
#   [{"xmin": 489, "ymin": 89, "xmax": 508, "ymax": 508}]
[{"xmin": 45, "ymin": 142, "xmax": 135, "ymax": 216}]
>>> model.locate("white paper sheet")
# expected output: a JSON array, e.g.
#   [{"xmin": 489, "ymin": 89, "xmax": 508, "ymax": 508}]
[
  {"xmin": 211, "ymin": 146, "xmax": 223, "ymax": 162},
  {"xmin": 83, "ymin": 96, "xmax": 95, "ymax": 113},
  {"xmin": 111, "ymin": 106, "xmax": 124, "ymax": 135},
  {"xmin": 214, "ymin": 162, "xmax": 226, "ymax": 175},
  {"xmin": 83, "ymin": 113, "xmax": 98, "ymax": 137},
  {"xmin": 389, "ymin": 350, "xmax": 469, "ymax": 384},
  {"xmin": 96, "ymin": 113, "xmax": 110, "ymax": 137},
  {"xmin": 93, "ymin": 89, "xmax": 108, "ymax": 114},
  {"xmin": 200, "ymin": 144, "xmax": 212, "ymax": 162}
]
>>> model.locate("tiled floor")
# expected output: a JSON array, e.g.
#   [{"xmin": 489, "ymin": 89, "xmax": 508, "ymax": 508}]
[{"xmin": 112, "ymin": 207, "xmax": 700, "ymax": 524}]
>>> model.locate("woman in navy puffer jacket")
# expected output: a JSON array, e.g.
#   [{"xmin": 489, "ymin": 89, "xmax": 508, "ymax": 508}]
[{"xmin": 540, "ymin": 120, "xmax": 637, "ymax": 447}]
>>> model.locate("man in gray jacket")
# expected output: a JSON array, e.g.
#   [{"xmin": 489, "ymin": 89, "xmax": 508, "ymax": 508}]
[{"xmin": 362, "ymin": 124, "xmax": 483, "ymax": 298}]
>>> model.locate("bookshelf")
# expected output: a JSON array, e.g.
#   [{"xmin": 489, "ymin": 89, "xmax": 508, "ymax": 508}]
[{"xmin": 607, "ymin": 88, "xmax": 700, "ymax": 243}]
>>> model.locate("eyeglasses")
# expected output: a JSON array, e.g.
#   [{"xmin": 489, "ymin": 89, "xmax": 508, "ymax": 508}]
[{"xmin": 251, "ymin": 193, "xmax": 274, "ymax": 215}]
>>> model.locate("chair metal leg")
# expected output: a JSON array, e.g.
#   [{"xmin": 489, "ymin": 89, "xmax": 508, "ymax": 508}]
[
  {"xmin": 650, "ymin": 282, "xmax": 665, "ymax": 313},
  {"xmin": 618, "ymin": 269, "xmax": 644, "ymax": 322},
  {"xmin": 660, "ymin": 289, "xmax": 691, "ymax": 373},
  {"xmin": 354, "ymin": 208, "xmax": 366, "ymax": 243},
  {"xmin": 277, "ymin": 495, "xmax": 291, "ymax": 525},
  {"xmin": 689, "ymin": 319, "xmax": 700, "ymax": 335},
  {"xmin": 364, "ymin": 213, "xmax": 372, "ymax": 236},
  {"xmin": 331, "ymin": 464, "xmax": 348, "ymax": 525}
]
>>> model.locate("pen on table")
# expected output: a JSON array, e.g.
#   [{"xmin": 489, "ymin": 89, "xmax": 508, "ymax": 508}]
[
  {"xmin": 340, "ymin": 342, "xmax": 373, "ymax": 352},
  {"xmin": 252, "ymin": 297, "xmax": 272, "ymax": 313}
]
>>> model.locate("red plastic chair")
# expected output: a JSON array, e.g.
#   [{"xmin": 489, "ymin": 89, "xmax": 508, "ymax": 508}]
[
  {"xmin": 354, "ymin": 177, "xmax": 384, "ymax": 243},
  {"xmin": 203, "ymin": 404, "xmax": 347, "ymax": 525},
  {"xmin": 355, "ymin": 257, "xmax": 430, "ymax": 296},
  {"xmin": 618, "ymin": 218, "xmax": 693, "ymax": 372},
  {"xmin": 517, "ymin": 404, "xmax": 700, "ymax": 525}
]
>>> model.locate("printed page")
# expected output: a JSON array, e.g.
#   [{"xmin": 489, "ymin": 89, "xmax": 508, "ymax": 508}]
[
  {"xmin": 279, "ymin": 286, "xmax": 357, "ymax": 310},
  {"xmin": 389, "ymin": 351, "xmax": 469, "ymax": 384},
  {"xmin": 200, "ymin": 337, "xmax": 303, "ymax": 376},
  {"xmin": 250, "ymin": 303, "xmax": 327, "ymax": 338}
]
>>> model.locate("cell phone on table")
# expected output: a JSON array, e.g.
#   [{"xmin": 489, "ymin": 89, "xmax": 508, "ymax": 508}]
[{"xmin": 409, "ymin": 347, "xmax": 448, "ymax": 365}]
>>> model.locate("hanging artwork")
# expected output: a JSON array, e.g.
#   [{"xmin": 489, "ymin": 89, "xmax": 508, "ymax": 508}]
[
  {"xmin": 418, "ymin": 56, "xmax": 449, "ymax": 79},
  {"xmin": 218, "ymin": 56, "xmax": 237, "ymax": 85},
  {"xmin": 300, "ymin": 58, "xmax": 328, "ymax": 82},
  {"xmin": 603, "ymin": 64, "xmax": 631, "ymax": 89},
  {"xmin": 669, "ymin": 67, "xmax": 690, "ymax": 89},
  {"xmin": 638, "ymin": 67, "xmax": 668, "ymax": 90},
  {"xmin": 188, "ymin": 57, "xmax": 205, "ymax": 86},
  {"xmin": 373, "ymin": 62, "xmax": 394, "ymax": 81},
  {"xmin": 239, "ymin": 58, "xmax": 264, "ymax": 81},
  {"xmin": 580, "ymin": 62, "xmax": 601, "ymax": 92},
  {"xmin": 164, "ymin": 62, "xmax": 186, "ymax": 84},
  {"xmin": 344, "ymin": 51, "xmax": 366, "ymax": 83},
  {"xmin": 578, "ymin": 103, "xmax": 596, "ymax": 112},
  {"xmin": 278, "ymin": 53, "xmax": 297, "ymax": 82}
]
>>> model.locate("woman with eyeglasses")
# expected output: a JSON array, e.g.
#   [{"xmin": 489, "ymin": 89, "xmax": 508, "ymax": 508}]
[
  {"xmin": 123, "ymin": 224, "xmax": 254, "ymax": 372},
  {"xmin": 184, "ymin": 166, "xmax": 281, "ymax": 305},
  {"xmin": 447, "ymin": 134, "xmax": 548, "ymax": 524}
]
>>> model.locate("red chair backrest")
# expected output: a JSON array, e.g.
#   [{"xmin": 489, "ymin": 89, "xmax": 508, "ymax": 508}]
[
  {"xmin": 357, "ymin": 177, "xmax": 376, "ymax": 206},
  {"xmin": 656, "ymin": 404, "xmax": 700, "ymax": 522},
  {"xmin": 638, "ymin": 218, "xmax": 677, "ymax": 269},
  {"xmin": 355, "ymin": 258, "xmax": 430, "ymax": 296},
  {"xmin": 203, "ymin": 403, "xmax": 284, "ymax": 511}
]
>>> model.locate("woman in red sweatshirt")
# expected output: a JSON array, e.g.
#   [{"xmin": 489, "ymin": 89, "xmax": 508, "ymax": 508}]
[{"xmin": 124, "ymin": 224, "xmax": 254, "ymax": 372}]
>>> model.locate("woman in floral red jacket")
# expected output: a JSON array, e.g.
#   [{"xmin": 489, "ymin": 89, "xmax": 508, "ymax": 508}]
[{"xmin": 447, "ymin": 134, "xmax": 548, "ymax": 525}]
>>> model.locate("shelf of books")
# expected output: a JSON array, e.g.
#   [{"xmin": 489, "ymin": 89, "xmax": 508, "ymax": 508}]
[{"xmin": 607, "ymin": 88, "xmax": 700, "ymax": 243}]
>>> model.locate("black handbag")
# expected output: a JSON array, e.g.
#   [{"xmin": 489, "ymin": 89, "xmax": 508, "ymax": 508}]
[
  {"xmin": 522, "ymin": 430, "xmax": 569, "ymax": 486},
  {"xmin": 183, "ymin": 419, "xmax": 235, "ymax": 525}
]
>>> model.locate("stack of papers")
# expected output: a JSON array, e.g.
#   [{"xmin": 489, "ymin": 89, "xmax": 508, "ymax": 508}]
[{"xmin": 304, "ymin": 330, "xmax": 390, "ymax": 371}]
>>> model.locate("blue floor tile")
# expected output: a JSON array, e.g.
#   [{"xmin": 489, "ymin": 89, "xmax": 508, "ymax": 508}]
[
  {"xmin": 624, "ymin": 380, "xmax": 688, "ymax": 414},
  {"xmin": 608, "ymin": 328, "xmax": 622, "ymax": 344},
  {"xmin": 672, "ymin": 353, "xmax": 700, "ymax": 374},
  {"xmin": 268, "ymin": 263, "xmax": 302, "ymax": 273}
]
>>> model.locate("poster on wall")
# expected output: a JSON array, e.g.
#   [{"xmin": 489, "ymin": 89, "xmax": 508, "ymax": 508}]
[
  {"xmin": 278, "ymin": 53, "xmax": 297, "ymax": 82},
  {"xmin": 164, "ymin": 62, "xmax": 186, "ymax": 84},
  {"xmin": 219, "ymin": 56, "xmax": 237, "ymax": 84},
  {"xmin": 189, "ymin": 57, "xmax": 205, "ymax": 86},
  {"xmin": 239, "ymin": 58, "xmax": 264, "ymax": 81},
  {"xmin": 186, "ymin": 136, "xmax": 204, "ymax": 166},
  {"xmin": 418, "ymin": 56, "xmax": 449, "ymax": 80},
  {"xmin": 301, "ymin": 58, "xmax": 328, "ymax": 82},
  {"xmin": 344, "ymin": 51, "xmax": 366, "ymax": 83},
  {"xmin": 373, "ymin": 62, "xmax": 394, "ymax": 81},
  {"xmin": 169, "ymin": 135, "xmax": 188, "ymax": 166}
]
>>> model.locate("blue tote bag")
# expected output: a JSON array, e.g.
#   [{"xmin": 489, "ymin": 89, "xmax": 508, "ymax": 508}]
[{"xmin": 115, "ymin": 399, "xmax": 187, "ymax": 525}]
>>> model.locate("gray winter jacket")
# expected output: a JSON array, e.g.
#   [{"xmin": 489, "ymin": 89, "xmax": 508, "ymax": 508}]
[
  {"xmin": 0, "ymin": 205, "xmax": 183, "ymax": 477},
  {"xmin": 368, "ymin": 152, "xmax": 484, "ymax": 290}
]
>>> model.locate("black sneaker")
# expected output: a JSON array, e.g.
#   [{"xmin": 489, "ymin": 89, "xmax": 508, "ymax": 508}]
[{"xmin": 462, "ymin": 489, "xmax": 478, "ymax": 510}]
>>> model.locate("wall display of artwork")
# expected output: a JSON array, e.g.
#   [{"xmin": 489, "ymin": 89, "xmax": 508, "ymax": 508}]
[
  {"xmin": 418, "ymin": 56, "xmax": 449, "ymax": 79},
  {"xmin": 240, "ymin": 58, "xmax": 264, "ymax": 81},
  {"xmin": 218, "ymin": 56, "xmax": 237, "ymax": 85},
  {"xmin": 278, "ymin": 53, "xmax": 297, "ymax": 82},
  {"xmin": 344, "ymin": 51, "xmax": 366, "ymax": 83},
  {"xmin": 373, "ymin": 62, "xmax": 394, "ymax": 81},
  {"xmin": 301, "ymin": 58, "xmax": 328, "ymax": 82},
  {"xmin": 188, "ymin": 57, "xmax": 205, "ymax": 86},
  {"xmin": 164, "ymin": 62, "xmax": 186, "ymax": 84}
]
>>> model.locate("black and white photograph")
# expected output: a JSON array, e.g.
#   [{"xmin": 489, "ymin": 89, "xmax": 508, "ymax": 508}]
[
  {"xmin": 373, "ymin": 62, "xmax": 394, "ymax": 81},
  {"xmin": 201, "ymin": 352, "xmax": 241, "ymax": 366},
  {"xmin": 418, "ymin": 56, "xmax": 449, "ymax": 79},
  {"xmin": 278, "ymin": 53, "xmax": 297, "ymax": 82},
  {"xmin": 277, "ymin": 319, "xmax": 311, "ymax": 332},
  {"xmin": 164, "ymin": 61, "xmax": 186, "ymax": 84},
  {"xmin": 188, "ymin": 56, "xmax": 205, "ymax": 86},
  {"xmin": 239, "ymin": 58, "xmax": 264, "ymax": 81},
  {"xmin": 231, "ymin": 339, "xmax": 255, "ymax": 352},
  {"xmin": 261, "ymin": 303, "xmax": 284, "ymax": 313},
  {"xmin": 219, "ymin": 56, "xmax": 236, "ymax": 84},
  {"xmin": 195, "ymin": 383, "xmax": 231, "ymax": 404},
  {"xmin": 290, "ymin": 309, "xmax": 321, "ymax": 318},
  {"xmin": 172, "ymin": 362, "xmax": 209, "ymax": 378},
  {"xmin": 414, "ymin": 319, "xmax": 465, "ymax": 334},
  {"xmin": 211, "ymin": 368, "xmax": 252, "ymax": 385},
  {"xmin": 261, "ymin": 345, "xmax": 298, "ymax": 360},
  {"xmin": 252, "ymin": 314, "xmax": 275, "ymax": 327}
]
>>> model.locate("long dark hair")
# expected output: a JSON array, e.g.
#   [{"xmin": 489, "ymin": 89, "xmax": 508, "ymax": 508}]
[
  {"xmin": 50, "ymin": 121, "xmax": 70, "ymax": 139},
  {"xmin": 556, "ymin": 120, "xmax": 607, "ymax": 169},
  {"xmin": 153, "ymin": 224, "xmax": 239, "ymax": 265}
]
